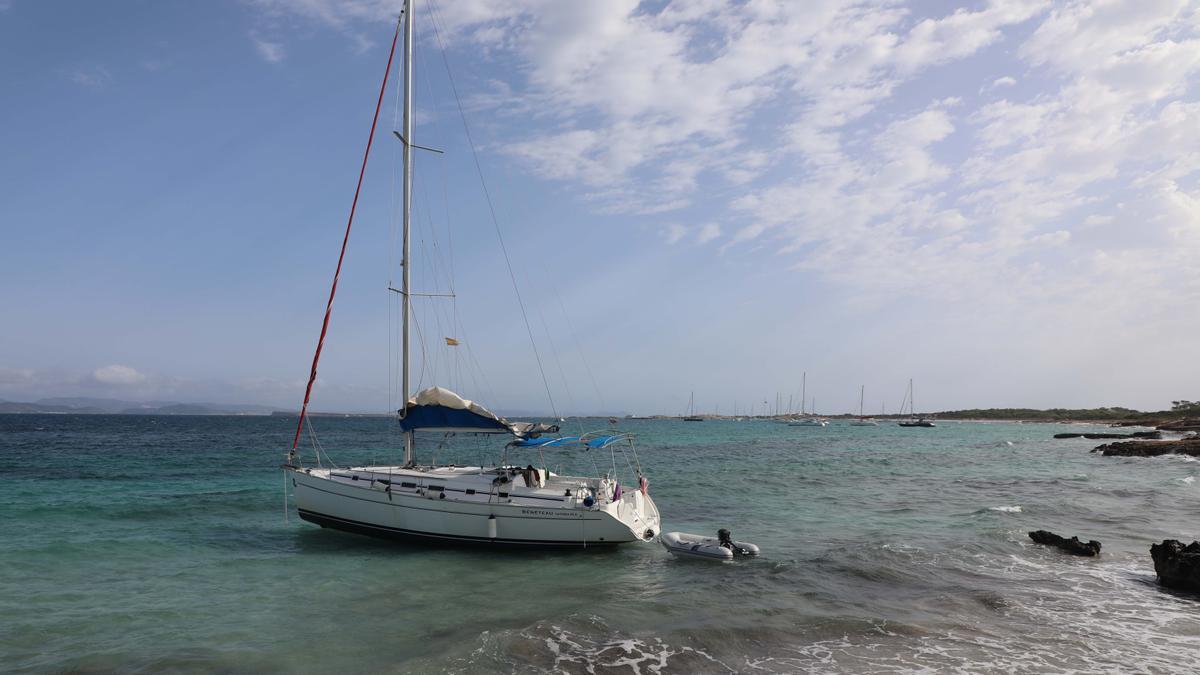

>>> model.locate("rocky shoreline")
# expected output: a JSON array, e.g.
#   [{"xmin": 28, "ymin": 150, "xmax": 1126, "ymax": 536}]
[
  {"xmin": 1151, "ymin": 540, "xmax": 1200, "ymax": 592},
  {"xmin": 1091, "ymin": 438, "xmax": 1200, "ymax": 457},
  {"xmin": 1054, "ymin": 431, "xmax": 1161, "ymax": 440},
  {"xmin": 1028, "ymin": 530, "xmax": 1101, "ymax": 556}
]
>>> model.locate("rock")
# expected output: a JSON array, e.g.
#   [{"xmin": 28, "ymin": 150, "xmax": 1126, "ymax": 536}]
[
  {"xmin": 1055, "ymin": 431, "xmax": 1162, "ymax": 440},
  {"xmin": 1028, "ymin": 530, "xmax": 1102, "ymax": 556},
  {"xmin": 1150, "ymin": 540, "xmax": 1200, "ymax": 592},
  {"xmin": 1158, "ymin": 418, "xmax": 1200, "ymax": 432},
  {"xmin": 1091, "ymin": 439, "xmax": 1200, "ymax": 457}
]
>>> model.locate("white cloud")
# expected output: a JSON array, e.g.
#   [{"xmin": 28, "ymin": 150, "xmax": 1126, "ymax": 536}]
[
  {"xmin": 251, "ymin": 32, "xmax": 286, "ymax": 63},
  {"xmin": 696, "ymin": 223, "xmax": 721, "ymax": 244},
  {"xmin": 92, "ymin": 365, "xmax": 147, "ymax": 385},
  {"xmin": 726, "ymin": 222, "xmax": 765, "ymax": 249},
  {"xmin": 68, "ymin": 65, "xmax": 113, "ymax": 89},
  {"xmin": 0, "ymin": 367, "xmax": 35, "ymax": 386},
  {"xmin": 247, "ymin": 0, "xmax": 1200, "ymax": 404},
  {"xmin": 1020, "ymin": 0, "xmax": 1190, "ymax": 73},
  {"xmin": 662, "ymin": 222, "xmax": 722, "ymax": 245}
]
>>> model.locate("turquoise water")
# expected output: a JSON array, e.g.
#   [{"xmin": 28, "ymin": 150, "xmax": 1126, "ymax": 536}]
[{"xmin": 2, "ymin": 414, "xmax": 1199, "ymax": 672}]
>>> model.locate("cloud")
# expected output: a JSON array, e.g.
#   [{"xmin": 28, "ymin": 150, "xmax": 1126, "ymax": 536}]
[
  {"xmin": 250, "ymin": 32, "xmax": 286, "ymax": 63},
  {"xmin": 663, "ymin": 222, "xmax": 721, "ymax": 245},
  {"xmin": 255, "ymin": 1, "xmax": 1046, "ymax": 214},
  {"xmin": 248, "ymin": 0, "xmax": 1200, "ymax": 375},
  {"xmin": 92, "ymin": 365, "xmax": 147, "ymax": 385},
  {"xmin": 67, "ymin": 65, "xmax": 113, "ymax": 89},
  {"xmin": 1019, "ymin": 0, "xmax": 1190, "ymax": 73},
  {"xmin": 0, "ymin": 367, "xmax": 35, "ymax": 386},
  {"xmin": 987, "ymin": 75, "xmax": 1017, "ymax": 90},
  {"xmin": 696, "ymin": 223, "xmax": 720, "ymax": 244}
]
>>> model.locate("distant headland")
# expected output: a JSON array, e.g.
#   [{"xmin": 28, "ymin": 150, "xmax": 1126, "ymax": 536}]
[{"xmin": 0, "ymin": 397, "xmax": 277, "ymax": 416}]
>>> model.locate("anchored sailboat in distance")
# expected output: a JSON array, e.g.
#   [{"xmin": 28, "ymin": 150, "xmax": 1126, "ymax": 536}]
[
  {"xmin": 683, "ymin": 391, "xmax": 704, "ymax": 421},
  {"xmin": 283, "ymin": 3, "xmax": 660, "ymax": 547},
  {"xmin": 897, "ymin": 379, "xmax": 936, "ymax": 427},
  {"xmin": 789, "ymin": 371, "xmax": 827, "ymax": 426},
  {"xmin": 850, "ymin": 385, "xmax": 879, "ymax": 426}
]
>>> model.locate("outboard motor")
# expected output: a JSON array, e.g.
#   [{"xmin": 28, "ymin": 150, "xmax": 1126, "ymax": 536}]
[
  {"xmin": 718, "ymin": 528, "xmax": 756, "ymax": 556},
  {"xmin": 718, "ymin": 528, "xmax": 734, "ymax": 550}
]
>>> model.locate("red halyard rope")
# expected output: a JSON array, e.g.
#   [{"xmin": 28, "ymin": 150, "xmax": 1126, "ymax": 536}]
[{"xmin": 292, "ymin": 20, "xmax": 402, "ymax": 453}]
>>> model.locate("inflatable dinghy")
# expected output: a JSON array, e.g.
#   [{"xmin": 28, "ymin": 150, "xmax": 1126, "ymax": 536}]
[{"xmin": 661, "ymin": 529, "xmax": 760, "ymax": 561}]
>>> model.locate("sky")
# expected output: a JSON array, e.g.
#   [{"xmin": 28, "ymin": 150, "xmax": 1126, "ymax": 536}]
[{"xmin": 1, "ymin": 0, "xmax": 1198, "ymax": 415}]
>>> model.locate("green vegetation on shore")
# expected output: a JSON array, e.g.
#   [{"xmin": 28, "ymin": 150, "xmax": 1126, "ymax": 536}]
[{"xmin": 932, "ymin": 401, "xmax": 1200, "ymax": 422}]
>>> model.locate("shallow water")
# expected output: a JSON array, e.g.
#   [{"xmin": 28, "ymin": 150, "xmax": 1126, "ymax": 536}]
[{"xmin": 1, "ymin": 415, "xmax": 1198, "ymax": 673}]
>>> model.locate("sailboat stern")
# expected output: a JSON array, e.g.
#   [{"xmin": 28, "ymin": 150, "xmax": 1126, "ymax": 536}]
[{"xmin": 607, "ymin": 486, "xmax": 661, "ymax": 542}]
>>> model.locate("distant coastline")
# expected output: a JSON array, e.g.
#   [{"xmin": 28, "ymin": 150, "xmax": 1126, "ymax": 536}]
[
  {"xmin": 0, "ymin": 396, "xmax": 279, "ymax": 416},
  {"xmin": 2, "ymin": 397, "xmax": 1197, "ymax": 424}
]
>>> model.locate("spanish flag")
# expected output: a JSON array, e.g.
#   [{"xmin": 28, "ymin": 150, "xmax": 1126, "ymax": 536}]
[{"xmin": 444, "ymin": 337, "xmax": 460, "ymax": 346}]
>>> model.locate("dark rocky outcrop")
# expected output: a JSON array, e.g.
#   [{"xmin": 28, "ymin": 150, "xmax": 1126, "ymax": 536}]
[
  {"xmin": 1028, "ymin": 530, "xmax": 1102, "ymax": 556},
  {"xmin": 1158, "ymin": 418, "xmax": 1200, "ymax": 432},
  {"xmin": 1091, "ymin": 439, "xmax": 1200, "ymax": 457},
  {"xmin": 1150, "ymin": 540, "xmax": 1200, "ymax": 592},
  {"xmin": 1054, "ymin": 431, "xmax": 1162, "ymax": 439}
]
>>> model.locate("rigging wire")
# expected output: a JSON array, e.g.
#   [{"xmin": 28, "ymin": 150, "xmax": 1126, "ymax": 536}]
[
  {"xmin": 291, "ymin": 18, "xmax": 402, "ymax": 457},
  {"xmin": 537, "ymin": 306, "xmax": 583, "ymax": 434},
  {"xmin": 553, "ymin": 289, "xmax": 607, "ymax": 413},
  {"xmin": 401, "ymin": 12, "xmax": 485, "ymax": 403},
  {"xmin": 414, "ymin": 28, "xmax": 466, "ymax": 394},
  {"xmin": 426, "ymin": 0, "xmax": 559, "ymax": 420}
]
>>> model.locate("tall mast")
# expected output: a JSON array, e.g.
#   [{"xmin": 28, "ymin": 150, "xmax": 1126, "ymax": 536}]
[
  {"xmin": 859, "ymin": 385, "xmax": 864, "ymax": 418},
  {"xmin": 401, "ymin": 0, "xmax": 414, "ymax": 465},
  {"xmin": 909, "ymin": 378, "xmax": 914, "ymax": 419},
  {"xmin": 801, "ymin": 372, "xmax": 806, "ymax": 416}
]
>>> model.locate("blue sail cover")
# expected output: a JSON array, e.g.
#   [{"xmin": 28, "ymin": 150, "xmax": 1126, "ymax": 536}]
[
  {"xmin": 399, "ymin": 404, "xmax": 512, "ymax": 433},
  {"xmin": 398, "ymin": 387, "xmax": 513, "ymax": 434}
]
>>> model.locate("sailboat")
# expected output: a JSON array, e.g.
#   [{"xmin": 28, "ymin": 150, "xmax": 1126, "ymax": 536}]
[
  {"xmin": 683, "ymin": 392, "xmax": 704, "ymax": 421},
  {"xmin": 789, "ymin": 372, "xmax": 827, "ymax": 426},
  {"xmin": 897, "ymin": 379, "xmax": 936, "ymax": 427},
  {"xmin": 283, "ymin": 4, "xmax": 660, "ymax": 547},
  {"xmin": 849, "ymin": 385, "xmax": 879, "ymax": 426}
]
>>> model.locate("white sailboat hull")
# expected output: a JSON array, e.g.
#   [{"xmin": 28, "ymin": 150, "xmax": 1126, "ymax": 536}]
[{"xmin": 288, "ymin": 466, "xmax": 660, "ymax": 547}]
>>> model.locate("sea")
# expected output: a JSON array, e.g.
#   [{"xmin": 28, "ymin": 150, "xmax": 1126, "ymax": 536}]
[{"xmin": 2, "ymin": 414, "xmax": 1198, "ymax": 673}]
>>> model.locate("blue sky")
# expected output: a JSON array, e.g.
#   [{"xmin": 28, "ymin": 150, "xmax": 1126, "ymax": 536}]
[{"xmin": 2, "ymin": 0, "xmax": 1198, "ymax": 415}]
